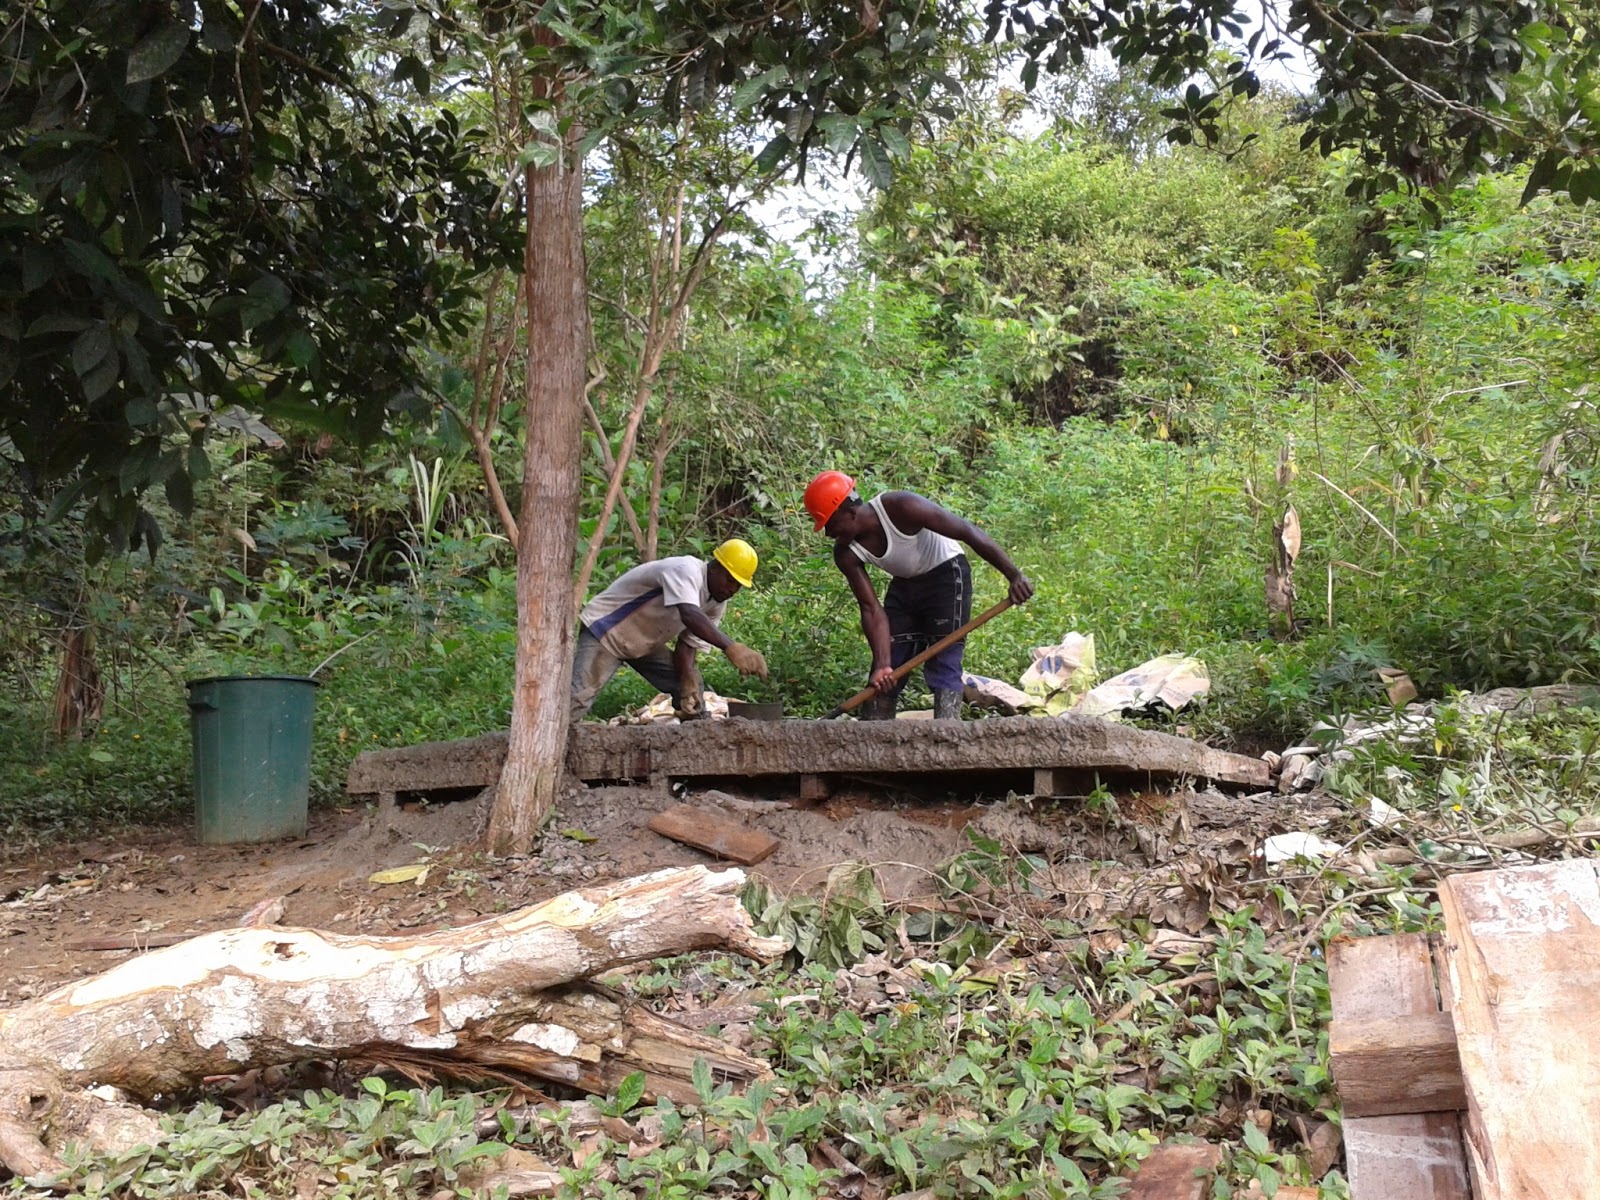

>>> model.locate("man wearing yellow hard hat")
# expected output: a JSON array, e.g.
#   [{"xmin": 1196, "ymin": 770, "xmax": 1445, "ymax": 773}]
[{"xmin": 570, "ymin": 539, "xmax": 768, "ymax": 722}]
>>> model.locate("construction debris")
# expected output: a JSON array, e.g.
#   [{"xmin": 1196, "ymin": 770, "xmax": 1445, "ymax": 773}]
[
  {"xmin": 1328, "ymin": 933, "xmax": 1471, "ymax": 1200},
  {"xmin": 1020, "ymin": 632, "xmax": 1097, "ymax": 714},
  {"xmin": 963, "ymin": 633, "xmax": 1211, "ymax": 721},
  {"xmin": 611, "ymin": 690, "xmax": 736, "ymax": 725},
  {"xmin": 1439, "ymin": 860, "xmax": 1600, "ymax": 1199}
]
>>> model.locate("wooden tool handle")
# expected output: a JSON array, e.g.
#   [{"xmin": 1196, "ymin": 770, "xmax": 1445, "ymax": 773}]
[{"xmin": 823, "ymin": 598, "xmax": 1014, "ymax": 720}]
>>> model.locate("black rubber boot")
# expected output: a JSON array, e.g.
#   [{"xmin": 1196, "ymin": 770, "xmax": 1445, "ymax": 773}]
[
  {"xmin": 933, "ymin": 688, "xmax": 963, "ymax": 721},
  {"xmin": 861, "ymin": 693, "xmax": 897, "ymax": 721}
]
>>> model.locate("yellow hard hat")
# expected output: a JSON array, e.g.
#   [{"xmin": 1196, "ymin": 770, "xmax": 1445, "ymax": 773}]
[{"xmin": 713, "ymin": 538, "xmax": 758, "ymax": 588}]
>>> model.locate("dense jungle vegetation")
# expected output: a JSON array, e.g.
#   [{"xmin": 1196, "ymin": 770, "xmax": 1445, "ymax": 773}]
[{"xmin": 6, "ymin": 66, "xmax": 1597, "ymax": 839}]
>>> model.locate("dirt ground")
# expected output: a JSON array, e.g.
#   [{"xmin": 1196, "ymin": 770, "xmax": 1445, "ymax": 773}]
[
  {"xmin": 0, "ymin": 757, "xmax": 1324, "ymax": 1008},
  {"xmin": 0, "ymin": 778, "xmax": 1073, "ymax": 1002}
]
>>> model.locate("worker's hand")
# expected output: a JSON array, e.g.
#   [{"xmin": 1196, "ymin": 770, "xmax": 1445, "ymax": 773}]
[
  {"xmin": 869, "ymin": 665, "xmax": 897, "ymax": 695},
  {"xmin": 724, "ymin": 642, "xmax": 769, "ymax": 680},
  {"xmin": 676, "ymin": 681, "xmax": 706, "ymax": 721},
  {"xmin": 1007, "ymin": 573, "xmax": 1035, "ymax": 605}
]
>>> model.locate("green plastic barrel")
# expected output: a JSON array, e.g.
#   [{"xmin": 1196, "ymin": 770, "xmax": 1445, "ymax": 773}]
[{"xmin": 186, "ymin": 675, "xmax": 319, "ymax": 844}]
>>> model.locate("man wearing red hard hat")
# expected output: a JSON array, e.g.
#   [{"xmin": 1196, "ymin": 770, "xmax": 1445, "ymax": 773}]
[{"xmin": 803, "ymin": 471, "xmax": 1034, "ymax": 720}]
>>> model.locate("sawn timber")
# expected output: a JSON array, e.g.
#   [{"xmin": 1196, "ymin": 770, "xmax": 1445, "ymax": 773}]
[{"xmin": 346, "ymin": 714, "xmax": 1272, "ymax": 799}]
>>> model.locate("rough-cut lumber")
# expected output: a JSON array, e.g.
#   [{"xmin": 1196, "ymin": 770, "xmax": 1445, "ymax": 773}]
[
  {"xmin": 1329, "ymin": 1011, "xmax": 1466, "ymax": 1117},
  {"xmin": 1327, "ymin": 934, "xmax": 1472, "ymax": 1200},
  {"xmin": 0, "ymin": 866, "xmax": 785, "ymax": 1177},
  {"xmin": 345, "ymin": 715, "xmax": 1272, "ymax": 798},
  {"xmin": 1124, "ymin": 1142, "xmax": 1223, "ymax": 1198},
  {"xmin": 647, "ymin": 804, "xmax": 780, "ymax": 865},
  {"xmin": 1439, "ymin": 860, "xmax": 1600, "ymax": 1200}
]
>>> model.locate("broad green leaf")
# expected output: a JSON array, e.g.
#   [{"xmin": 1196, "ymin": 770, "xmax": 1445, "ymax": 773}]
[
  {"xmin": 755, "ymin": 132, "xmax": 792, "ymax": 173},
  {"xmin": 888, "ymin": 1135, "xmax": 918, "ymax": 1185},
  {"xmin": 242, "ymin": 275, "xmax": 292, "ymax": 330},
  {"xmin": 1521, "ymin": 149, "xmax": 1562, "ymax": 205},
  {"xmin": 1255, "ymin": 1162, "xmax": 1280, "ymax": 1196},
  {"xmin": 515, "ymin": 141, "xmax": 560, "ymax": 170},
  {"xmin": 71, "ymin": 325, "xmax": 111, "ymax": 376},
  {"xmin": 858, "ymin": 135, "xmax": 893, "ymax": 189},
  {"xmin": 1242, "ymin": 1119, "xmax": 1271, "ymax": 1156},
  {"xmin": 127, "ymin": 21, "xmax": 191, "ymax": 84},
  {"xmin": 1186, "ymin": 1031, "xmax": 1223, "ymax": 1068},
  {"xmin": 165, "ymin": 468, "xmax": 194, "ymax": 516},
  {"xmin": 615, "ymin": 1071, "xmax": 646, "ymax": 1112},
  {"xmin": 731, "ymin": 66, "xmax": 788, "ymax": 111},
  {"xmin": 44, "ymin": 480, "xmax": 88, "ymax": 524},
  {"xmin": 284, "ymin": 328, "xmax": 316, "ymax": 368},
  {"xmin": 691, "ymin": 1056, "xmax": 714, "ymax": 1105}
]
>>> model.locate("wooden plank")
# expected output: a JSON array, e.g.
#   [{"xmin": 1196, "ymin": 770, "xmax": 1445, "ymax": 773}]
[
  {"xmin": 646, "ymin": 805, "xmax": 780, "ymax": 866},
  {"xmin": 798, "ymin": 774, "xmax": 832, "ymax": 804},
  {"xmin": 1327, "ymin": 934, "xmax": 1472, "ymax": 1200},
  {"xmin": 1330, "ymin": 1010, "xmax": 1467, "ymax": 1117},
  {"xmin": 1123, "ymin": 1142, "xmax": 1223, "ymax": 1199},
  {"xmin": 1440, "ymin": 860, "xmax": 1600, "ymax": 1200}
]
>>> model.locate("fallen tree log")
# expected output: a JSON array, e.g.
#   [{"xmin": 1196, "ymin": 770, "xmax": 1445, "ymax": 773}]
[{"xmin": 0, "ymin": 866, "xmax": 786, "ymax": 1179}]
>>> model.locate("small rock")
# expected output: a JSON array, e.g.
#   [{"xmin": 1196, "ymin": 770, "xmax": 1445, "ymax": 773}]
[{"xmin": 1277, "ymin": 753, "xmax": 1311, "ymax": 793}]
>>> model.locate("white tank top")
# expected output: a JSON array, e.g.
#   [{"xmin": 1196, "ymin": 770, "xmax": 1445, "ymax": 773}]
[{"xmin": 850, "ymin": 495, "xmax": 962, "ymax": 579}]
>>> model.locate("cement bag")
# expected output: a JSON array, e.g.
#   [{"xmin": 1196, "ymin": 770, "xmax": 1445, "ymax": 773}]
[
  {"xmin": 962, "ymin": 673, "xmax": 1043, "ymax": 715},
  {"xmin": 1020, "ymin": 632, "xmax": 1097, "ymax": 716},
  {"xmin": 1072, "ymin": 654, "xmax": 1209, "ymax": 719}
]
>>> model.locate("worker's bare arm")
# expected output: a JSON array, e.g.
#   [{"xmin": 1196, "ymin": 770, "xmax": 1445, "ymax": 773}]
[
  {"xmin": 835, "ymin": 541, "xmax": 895, "ymax": 690},
  {"xmin": 882, "ymin": 492, "xmax": 1035, "ymax": 604},
  {"xmin": 674, "ymin": 603, "xmax": 732, "ymax": 652},
  {"xmin": 676, "ymin": 603, "xmax": 767, "ymax": 679}
]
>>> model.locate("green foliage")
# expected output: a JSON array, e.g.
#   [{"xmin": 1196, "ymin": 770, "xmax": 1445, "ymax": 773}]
[
  {"xmin": 1326, "ymin": 700, "xmax": 1600, "ymax": 834},
  {"xmin": 11, "ymin": 1080, "xmax": 506, "ymax": 1200},
  {"xmin": 1, "ymin": 0, "xmax": 516, "ymax": 550}
]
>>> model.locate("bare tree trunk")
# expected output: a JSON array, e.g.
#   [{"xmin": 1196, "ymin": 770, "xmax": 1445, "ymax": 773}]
[
  {"xmin": 487, "ymin": 92, "xmax": 590, "ymax": 854},
  {"xmin": 462, "ymin": 275, "xmax": 523, "ymax": 546},
  {"xmin": 646, "ymin": 401, "xmax": 675, "ymax": 561},
  {"xmin": 581, "ymin": 389, "xmax": 648, "ymax": 555},
  {"xmin": 573, "ymin": 373, "xmax": 663, "ymax": 608},
  {"xmin": 572, "ymin": 181, "xmax": 733, "ymax": 606}
]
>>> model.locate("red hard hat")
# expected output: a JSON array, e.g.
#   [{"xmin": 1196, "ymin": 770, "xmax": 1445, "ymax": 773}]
[{"xmin": 803, "ymin": 470, "xmax": 856, "ymax": 531}]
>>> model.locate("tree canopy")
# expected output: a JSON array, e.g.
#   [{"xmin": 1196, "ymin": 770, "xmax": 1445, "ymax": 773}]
[
  {"xmin": 5, "ymin": 0, "xmax": 1594, "ymax": 553},
  {"xmin": 1, "ymin": 0, "xmax": 517, "ymax": 553}
]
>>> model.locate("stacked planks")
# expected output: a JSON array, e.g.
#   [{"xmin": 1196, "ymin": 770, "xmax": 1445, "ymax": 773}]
[{"xmin": 1328, "ymin": 860, "xmax": 1600, "ymax": 1199}]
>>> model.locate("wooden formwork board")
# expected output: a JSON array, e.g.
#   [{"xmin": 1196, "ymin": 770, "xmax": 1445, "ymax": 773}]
[
  {"xmin": 1327, "ymin": 933, "xmax": 1473, "ymax": 1200},
  {"xmin": 1439, "ymin": 860, "xmax": 1600, "ymax": 1200}
]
